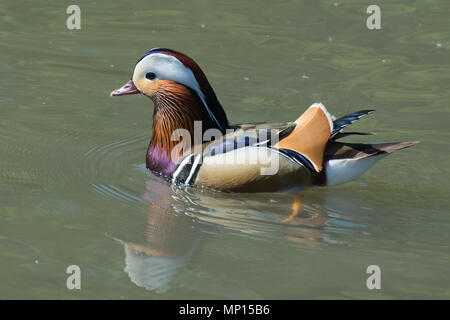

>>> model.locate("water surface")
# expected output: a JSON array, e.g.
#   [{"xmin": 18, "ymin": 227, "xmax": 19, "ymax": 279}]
[{"xmin": 0, "ymin": 0, "xmax": 449, "ymax": 299}]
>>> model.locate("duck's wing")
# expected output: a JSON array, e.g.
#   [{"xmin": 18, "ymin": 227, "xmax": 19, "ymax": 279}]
[
  {"xmin": 330, "ymin": 109, "xmax": 375, "ymax": 140},
  {"xmin": 330, "ymin": 131, "xmax": 375, "ymax": 140},
  {"xmin": 273, "ymin": 103, "xmax": 334, "ymax": 172},
  {"xmin": 202, "ymin": 121, "xmax": 296, "ymax": 157}
]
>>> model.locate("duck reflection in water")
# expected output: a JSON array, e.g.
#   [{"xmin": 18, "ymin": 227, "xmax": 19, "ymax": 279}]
[
  {"xmin": 109, "ymin": 176, "xmax": 332, "ymax": 293},
  {"xmin": 109, "ymin": 181, "xmax": 202, "ymax": 293}
]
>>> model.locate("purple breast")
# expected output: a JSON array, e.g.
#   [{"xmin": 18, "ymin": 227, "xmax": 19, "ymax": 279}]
[{"xmin": 146, "ymin": 146, "xmax": 177, "ymax": 177}]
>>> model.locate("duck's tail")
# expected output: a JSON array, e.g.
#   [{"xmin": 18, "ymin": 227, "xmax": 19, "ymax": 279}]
[
  {"xmin": 322, "ymin": 141, "xmax": 420, "ymax": 186},
  {"xmin": 274, "ymin": 103, "xmax": 419, "ymax": 185}
]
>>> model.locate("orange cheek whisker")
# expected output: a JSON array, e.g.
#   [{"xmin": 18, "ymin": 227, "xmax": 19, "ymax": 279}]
[{"xmin": 147, "ymin": 81, "xmax": 204, "ymax": 166}]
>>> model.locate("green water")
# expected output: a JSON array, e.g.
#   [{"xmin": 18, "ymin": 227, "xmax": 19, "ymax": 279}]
[{"xmin": 1, "ymin": 0, "xmax": 449, "ymax": 299}]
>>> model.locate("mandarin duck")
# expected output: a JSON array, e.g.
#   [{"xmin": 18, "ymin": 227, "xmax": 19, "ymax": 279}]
[{"xmin": 111, "ymin": 48, "xmax": 418, "ymax": 194}]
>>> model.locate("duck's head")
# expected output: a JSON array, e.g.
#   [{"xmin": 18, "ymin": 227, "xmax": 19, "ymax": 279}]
[{"xmin": 111, "ymin": 48, "xmax": 229, "ymax": 132}]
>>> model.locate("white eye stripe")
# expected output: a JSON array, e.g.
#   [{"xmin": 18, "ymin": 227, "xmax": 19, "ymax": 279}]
[
  {"xmin": 133, "ymin": 53, "xmax": 223, "ymax": 131},
  {"xmin": 135, "ymin": 54, "xmax": 196, "ymax": 88}
]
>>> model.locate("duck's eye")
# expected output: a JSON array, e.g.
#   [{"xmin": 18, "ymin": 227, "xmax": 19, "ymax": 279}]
[{"xmin": 145, "ymin": 72, "xmax": 156, "ymax": 80}]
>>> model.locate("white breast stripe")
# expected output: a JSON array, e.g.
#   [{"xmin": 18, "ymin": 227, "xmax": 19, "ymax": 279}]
[
  {"xmin": 172, "ymin": 154, "xmax": 194, "ymax": 183},
  {"xmin": 185, "ymin": 154, "xmax": 202, "ymax": 185}
]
